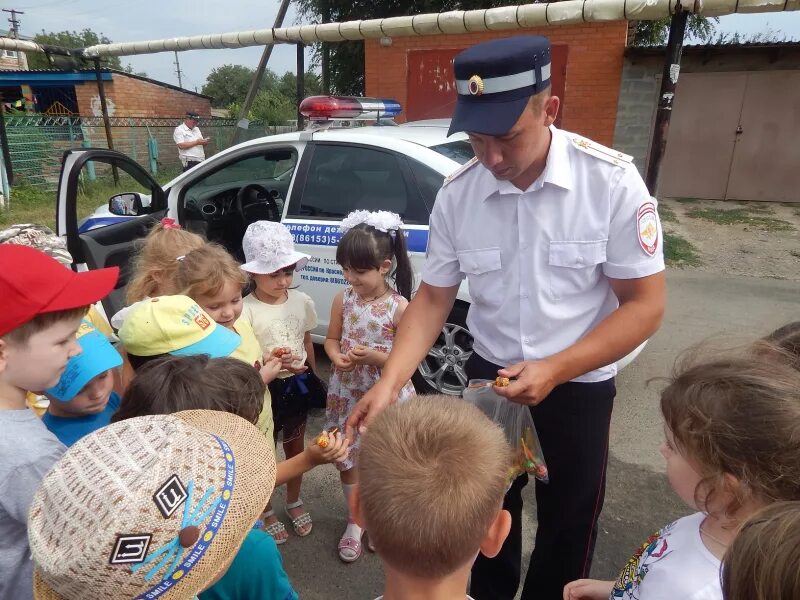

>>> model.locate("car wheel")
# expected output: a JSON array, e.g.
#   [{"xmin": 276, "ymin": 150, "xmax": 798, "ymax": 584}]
[{"xmin": 412, "ymin": 303, "xmax": 473, "ymax": 396}]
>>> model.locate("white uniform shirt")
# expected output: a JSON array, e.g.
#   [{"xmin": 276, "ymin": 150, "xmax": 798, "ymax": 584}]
[
  {"xmin": 610, "ymin": 512, "xmax": 722, "ymax": 600},
  {"xmin": 421, "ymin": 125, "xmax": 664, "ymax": 382},
  {"xmin": 172, "ymin": 122, "xmax": 205, "ymax": 163}
]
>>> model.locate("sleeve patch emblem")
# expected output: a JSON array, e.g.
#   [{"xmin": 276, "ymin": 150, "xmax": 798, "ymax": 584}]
[{"xmin": 637, "ymin": 202, "xmax": 659, "ymax": 256}]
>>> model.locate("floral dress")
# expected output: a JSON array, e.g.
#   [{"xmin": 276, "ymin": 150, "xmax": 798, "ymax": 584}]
[{"xmin": 326, "ymin": 287, "xmax": 416, "ymax": 471}]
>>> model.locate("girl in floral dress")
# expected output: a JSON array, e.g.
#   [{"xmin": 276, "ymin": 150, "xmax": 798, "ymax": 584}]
[{"xmin": 324, "ymin": 210, "xmax": 416, "ymax": 563}]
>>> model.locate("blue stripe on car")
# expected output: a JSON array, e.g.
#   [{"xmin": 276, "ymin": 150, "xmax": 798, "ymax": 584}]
[{"xmin": 286, "ymin": 223, "xmax": 427, "ymax": 253}]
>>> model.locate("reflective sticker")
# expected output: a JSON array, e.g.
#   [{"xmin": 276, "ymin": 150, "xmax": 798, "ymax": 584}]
[{"xmin": 637, "ymin": 202, "xmax": 659, "ymax": 256}]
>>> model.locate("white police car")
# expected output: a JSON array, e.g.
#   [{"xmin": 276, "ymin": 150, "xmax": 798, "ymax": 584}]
[{"xmin": 58, "ymin": 97, "xmax": 477, "ymax": 395}]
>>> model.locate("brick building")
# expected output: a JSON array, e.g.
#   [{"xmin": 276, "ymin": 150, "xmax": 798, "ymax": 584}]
[
  {"xmin": 0, "ymin": 30, "xmax": 30, "ymax": 71},
  {"xmin": 0, "ymin": 68, "xmax": 210, "ymax": 117},
  {"xmin": 365, "ymin": 22, "xmax": 629, "ymax": 147}
]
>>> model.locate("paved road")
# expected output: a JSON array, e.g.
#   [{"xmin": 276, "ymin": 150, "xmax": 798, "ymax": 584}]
[{"xmin": 274, "ymin": 270, "xmax": 800, "ymax": 599}]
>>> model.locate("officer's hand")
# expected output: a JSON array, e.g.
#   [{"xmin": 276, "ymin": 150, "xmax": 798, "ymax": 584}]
[
  {"xmin": 346, "ymin": 379, "xmax": 397, "ymax": 439},
  {"xmin": 494, "ymin": 359, "xmax": 559, "ymax": 406}
]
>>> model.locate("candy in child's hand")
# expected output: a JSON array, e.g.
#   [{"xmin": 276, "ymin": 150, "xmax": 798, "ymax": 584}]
[
  {"xmin": 316, "ymin": 428, "xmax": 339, "ymax": 448},
  {"xmin": 495, "ymin": 376, "xmax": 510, "ymax": 387},
  {"xmin": 271, "ymin": 346, "xmax": 291, "ymax": 358}
]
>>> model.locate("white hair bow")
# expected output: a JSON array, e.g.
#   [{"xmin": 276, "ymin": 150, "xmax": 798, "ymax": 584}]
[{"xmin": 340, "ymin": 210, "xmax": 404, "ymax": 234}]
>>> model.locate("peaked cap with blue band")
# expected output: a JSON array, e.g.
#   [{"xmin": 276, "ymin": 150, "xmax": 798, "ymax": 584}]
[{"xmin": 448, "ymin": 35, "xmax": 552, "ymax": 137}]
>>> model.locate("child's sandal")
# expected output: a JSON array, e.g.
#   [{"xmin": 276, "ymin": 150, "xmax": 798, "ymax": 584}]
[
  {"xmin": 261, "ymin": 510, "xmax": 288, "ymax": 545},
  {"xmin": 286, "ymin": 499, "xmax": 313, "ymax": 537},
  {"xmin": 338, "ymin": 529, "xmax": 363, "ymax": 563}
]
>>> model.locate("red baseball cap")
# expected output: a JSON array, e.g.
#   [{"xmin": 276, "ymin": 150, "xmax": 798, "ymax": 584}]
[{"xmin": 0, "ymin": 245, "xmax": 119, "ymax": 336}]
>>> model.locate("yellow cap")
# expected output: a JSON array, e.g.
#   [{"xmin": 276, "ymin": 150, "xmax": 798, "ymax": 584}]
[{"xmin": 118, "ymin": 295, "xmax": 240, "ymax": 358}]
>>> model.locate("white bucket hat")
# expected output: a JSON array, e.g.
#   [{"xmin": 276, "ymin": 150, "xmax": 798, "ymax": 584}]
[{"xmin": 241, "ymin": 221, "xmax": 310, "ymax": 275}]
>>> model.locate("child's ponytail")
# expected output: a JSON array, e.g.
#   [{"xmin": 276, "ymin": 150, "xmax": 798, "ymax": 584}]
[{"xmin": 391, "ymin": 229, "xmax": 413, "ymax": 301}]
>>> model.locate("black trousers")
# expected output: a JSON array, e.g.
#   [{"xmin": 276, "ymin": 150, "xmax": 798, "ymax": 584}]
[
  {"xmin": 467, "ymin": 352, "xmax": 616, "ymax": 600},
  {"xmin": 182, "ymin": 160, "xmax": 202, "ymax": 172}
]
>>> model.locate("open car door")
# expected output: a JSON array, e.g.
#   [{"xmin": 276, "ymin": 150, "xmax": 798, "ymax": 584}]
[{"xmin": 56, "ymin": 148, "xmax": 168, "ymax": 321}]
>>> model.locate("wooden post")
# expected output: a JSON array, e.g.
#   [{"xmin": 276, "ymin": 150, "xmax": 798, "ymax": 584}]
[
  {"xmin": 232, "ymin": 0, "xmax": 291, "ymax": 144},
  {"xmin": 93, "ymin": 59, "xmax": 118, "ymax": 185},
  {"xmin": 0, "ymin": 92, "xmax": 14, "ymax": 186}
]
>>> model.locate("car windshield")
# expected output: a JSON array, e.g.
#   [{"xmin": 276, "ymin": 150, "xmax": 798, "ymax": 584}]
[{"xmin": 430, "ymin": 140, "xmax": 475, "ymax": 165}]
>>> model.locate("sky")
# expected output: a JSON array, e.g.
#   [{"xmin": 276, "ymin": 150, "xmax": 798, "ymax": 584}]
[{"xmin": 8, "ymin": 0, "xmax": 800, "ymax": 92}]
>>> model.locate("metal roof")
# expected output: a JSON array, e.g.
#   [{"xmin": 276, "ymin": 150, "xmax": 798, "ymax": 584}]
[
  {"xmin": 0, "ymin": 67, "xmax": 210, "ymax": 98},
  {"xmin": 626, "ymin": 41, "xmax": 800, "ymax": 56}
]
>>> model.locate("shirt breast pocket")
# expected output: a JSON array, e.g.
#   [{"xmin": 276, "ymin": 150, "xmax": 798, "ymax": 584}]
[
  {"xmin": 548, "ymin": 240, "xmax": 607, "ymax": 301},
  {"xmin": 457, "ymin": 247, "xmax": 502, "ymax": 309}
]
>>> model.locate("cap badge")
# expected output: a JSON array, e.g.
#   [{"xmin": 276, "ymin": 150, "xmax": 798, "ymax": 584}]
[{"xmin": 468, "ymin": 75, "xmax": 484, "ymax": 96}]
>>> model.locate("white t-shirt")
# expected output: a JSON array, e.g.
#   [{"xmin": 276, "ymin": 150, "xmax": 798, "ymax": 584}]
[
  {"xmin": 241, "ymin": 289, "xmax": 317, "ymax": 371},
  {"xmin": 610, "ymin": 512, "xmax": 722, "ymax": 600},
  {"xmin": 173, "ymin": 123, "xmax": 205, "ymax": 163}
]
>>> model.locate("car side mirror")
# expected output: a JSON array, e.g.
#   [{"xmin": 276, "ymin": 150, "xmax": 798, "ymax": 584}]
[{"xmin": 109, "ymin": 193, "xmax": 144, "ymax": 216}]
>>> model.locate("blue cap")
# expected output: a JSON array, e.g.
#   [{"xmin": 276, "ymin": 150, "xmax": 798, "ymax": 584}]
[
  {"xmin": 46, "ymin": 320, "xmax": 123, "ymax": 402},
  {"xmin": 448, "ymin": 36, "xmax": 552, "ymax": 137}
]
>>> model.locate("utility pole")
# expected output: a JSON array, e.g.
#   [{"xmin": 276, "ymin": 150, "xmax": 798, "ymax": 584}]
[
  {"xmin": 3, "ymin": 9, "xmax": 25, "ymax": 68},
  {"xmin": 321, "ymin": 1, "xmax": 330, "ymax": 94},
  {"xmin": 644, "ymin": 6, "xmax": 688, "ymax": 195},
  {"xmin": 174, "ymin": 51, "xmax": 184, "ymax": 89}
]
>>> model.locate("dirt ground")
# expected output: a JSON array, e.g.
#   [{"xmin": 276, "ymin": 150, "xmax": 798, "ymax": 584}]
[{"xmin": 659, "ymin": 197, "xmax": 800, "ymax": 281}]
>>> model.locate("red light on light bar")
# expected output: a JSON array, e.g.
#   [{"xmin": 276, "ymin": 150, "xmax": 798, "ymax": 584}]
[{"xmin": 300, "ymin": 96, "xmax": 364, "ymax": 119}]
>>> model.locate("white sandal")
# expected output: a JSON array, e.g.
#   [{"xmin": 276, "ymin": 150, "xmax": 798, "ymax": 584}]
[
  {"xmin": 286, "ymin": 499, "xmax": 313, "ymax": 537},
  {"xmin": 338, "ymin": 518, "xmax": 363, "ymax": 563},
  {"xmin": 261, "ymin": 509, "xmax": 288, "ymax": 545}
]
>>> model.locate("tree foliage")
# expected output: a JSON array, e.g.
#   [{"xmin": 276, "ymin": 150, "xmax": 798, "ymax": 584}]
[
  {"xmin": 28, "ymin": 29, "xmax": 133, "ymax": 71},
  {"xmin": 201, "ymin": 65, "xmax": 261, "ymax": 108},
  {"xmin": 212, "ymin": 66, "xmax": 322, "ymax": 125},
  {"xmin": 632, "ymin": 16, "xmax": 718, "ymax": 46},
  {"xmin": 712, "ymin": 26, "xmax": 790, "ymax": 44},
  {"xmin": 201, "ymin": 64, "xmax": 322, "ymax": 115}
]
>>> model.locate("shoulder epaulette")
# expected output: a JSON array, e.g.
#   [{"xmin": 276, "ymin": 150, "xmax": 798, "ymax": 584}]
[
  {"xmin": 571, "ymin": 136, "xmax": 633, "ymax": 167},
  {"xmin": 443, "ymin": 157, "xmax": 479, "ymax": 186}
]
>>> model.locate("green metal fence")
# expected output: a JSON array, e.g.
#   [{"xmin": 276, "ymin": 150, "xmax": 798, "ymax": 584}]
[{"xmin": 3, "ymin": 115, "xmax": 295, "ymax": 192}]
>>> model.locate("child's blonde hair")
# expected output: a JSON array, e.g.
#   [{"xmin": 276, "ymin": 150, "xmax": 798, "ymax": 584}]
[
  {"xmin": 358, "ymin": 395, "xmax": 510, "ymax": 578},
  {"xmin": 174, "ymin": 243, "xmax": 247, "ymax": 300},
  {"xmin": 722, "ymin": 501, "xmax": 800, "ymax": 600},
  {"xmin": 126, "ymin": 222, "xmax": 205, "ymax": 303},
  {"xmin": 764, "ymin": 321, "xmax": 800, "ymax": 359},
  {"xmin": 661, "ymin": 349, "xmax": 800, "ymax": 516}
]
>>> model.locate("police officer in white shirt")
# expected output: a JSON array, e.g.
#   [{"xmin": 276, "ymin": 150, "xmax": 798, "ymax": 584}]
[
  {"xmin": 348, "ymin": 36, "xmax": 666, "ymax": 600},
  {"xmin": 173, "ymin": 111, "xmax": 209, "ymax": 172}
]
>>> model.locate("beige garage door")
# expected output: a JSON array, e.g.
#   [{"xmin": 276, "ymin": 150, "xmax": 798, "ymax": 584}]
[{"xmin": 659, "ymin": 70, "xmax": 800, "ymax": 203}]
